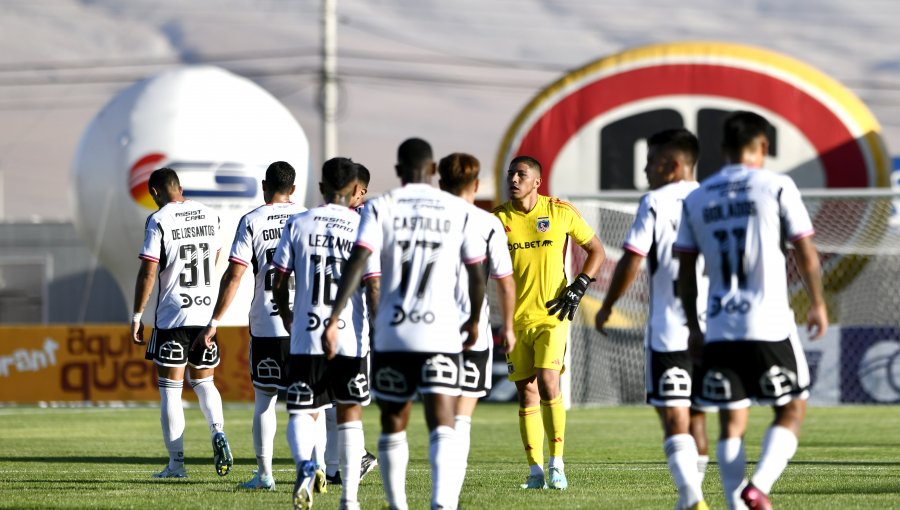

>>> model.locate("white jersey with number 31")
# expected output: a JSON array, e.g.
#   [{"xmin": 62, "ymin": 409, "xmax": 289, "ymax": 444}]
[
  {"xmin": 356, "ymin": 184, "xmax": 486, "ymax": 353},
  {"xmin": 675, "ymin": 165, "xmax": 814, "ymax": 343},
  {"xmin": 139, "ymin": 200, "xmax": 221, "ymax": 329}
]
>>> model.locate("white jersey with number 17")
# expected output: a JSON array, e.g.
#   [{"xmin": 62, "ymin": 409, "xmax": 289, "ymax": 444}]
[
  {"xmin": 674, "ymin": 164, "xmax": 814, "ymax": 343},
  {"xmin": 139, "ymin": 200, "xmax": 221, "ymax": 329},
  {"xmin": 228, "ymin": 202, "xmax": 307, "ymax": 338},
  {"xmin": 355, "ymin": 184, "xmax": 486, "ymax": 353}
]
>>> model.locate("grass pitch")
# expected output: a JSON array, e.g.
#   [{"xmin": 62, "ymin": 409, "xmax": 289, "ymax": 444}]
[{"xmin": 0, "ymin": 404, "xmax": 898, "ymax": 509}]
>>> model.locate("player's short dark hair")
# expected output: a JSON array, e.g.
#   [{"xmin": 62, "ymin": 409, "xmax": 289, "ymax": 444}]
[
  {"xmin": 148, "ymin": 167, "xmax": 180, "ymax": 192},
  {"xmin": 722, "ymin": 111, "xmax": 770, "ymax": 153},
  {"xmin": 648, "ymin": 128, "xmax": 700, "ymax": 167},
  {"xmin": 265, "ymin": 161, "xmax": 296, "ymax": 194},
  {"xmin": 355, "ymin": 163, "xmax": 371, "ymax": 186},
  {"xmin": 321, "ymin": 157, "xmax": 358, "ymax": 190},
  {"xmin": 510, "ymin": 155, "xmax": 542, "ymax": 176},
  {"xmin": 397, "ymin": 138, "xmax": 433, "ymax": 170},
  {"xmin": 438, "ymin": 153, "xmax": 480, "ymax": 194}
]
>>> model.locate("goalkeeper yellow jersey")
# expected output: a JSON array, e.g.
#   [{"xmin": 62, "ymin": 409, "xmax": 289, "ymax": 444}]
[{"xmin": 492, "ymin": 195, "xmax": 596, "ymax": 328}]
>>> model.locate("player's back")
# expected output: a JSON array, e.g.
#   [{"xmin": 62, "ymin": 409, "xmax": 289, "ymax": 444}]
[
  {"xmin": 141, "ymin": 200, "xmax": 220, "ymax": 329},
  {"xmin": 453, "ymin": 204, "xmax": 512, "ymax": 352},
  {"xmin": 679, "ymin": 164, "xmax": 813, "ymax": 342},
  {"xmin": 357, "ymin": 184, "xmax": 484, "ymax": 353},
  {"xmin": 627, "ymin": 181, "xmax": 706, "ymax": 352},
  {"xmin": 274, "ymin": 203, "xmax": 365, "ymax": 356},
  {"xmin": 229, "ymin": 202, "xmax": 306, "ymax": 337}
]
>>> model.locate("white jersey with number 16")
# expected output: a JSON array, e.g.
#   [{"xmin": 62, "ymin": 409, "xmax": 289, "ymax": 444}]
[
  {"xmin": 272, "ymin": 203, "xmax": 365, "ymax": 357},
  {"xmin": 355, "ymin": 184, "xmax": 486, "ymax": 354}
]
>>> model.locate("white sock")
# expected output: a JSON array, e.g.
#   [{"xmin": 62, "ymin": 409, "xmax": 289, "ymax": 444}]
[
  {"xmin": 717, "ymin": 438, "xmax": 747, "ymax": 510},
  {"xmin": 339, "ymin": 421, "xmax": 365, "ymax": 505},
  {"xmin": 158, "ymin": 378, "xmax": 185, "ymax": 470},
  {"xmin": 325, "ymin": 406, "xmax": 339, "ymax": 476},
  {"xmin": 751, "ymin": 426, "xmax": 798, "ymax": 494},
  {"xmin": 313, "ymin": 411, "xmax": 327, "ymax": 468},
  {"xmin": 454, "ymin": 415, "xmax": 472, "ymax": 493},
  {"xmin": 549, "ymin": 456, "xmax": 564, "ymax": 470},
  {"xmin": 698, "ymin": 454, "xmax": 710, "ymax": 483},
  {"xmin": 378, "ymin": 431, "xmax": 409, "ymax": 510},
  {"xmin": 252, "ymin": 388, "xmax": 278, "ymax": 477},
  {"xmin": 287, "ymin": 413, "xmax": 317, "ymax": 464},
  {"xmin": 190, "ymin": 376, "xmax": 224, "ymax": 436},
  {"xmin": 664, "ymin": 434, "xmax": 703, "ymax": 507},
  {"xmin": 430, "ymin": 425, "xmax": 459, "ymax": 510}
]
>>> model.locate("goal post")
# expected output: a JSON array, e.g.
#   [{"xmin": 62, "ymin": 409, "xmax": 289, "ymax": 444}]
[{"xmin": 560, "ymin": 188, "xmax": 900, "ymax": 406}]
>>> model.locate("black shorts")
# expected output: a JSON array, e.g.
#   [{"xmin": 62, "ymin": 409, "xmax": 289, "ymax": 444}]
[
  {"xmin": 460, "ymin": 348, "xmax": 492, "ymax": 398},
  {"xmin": 646, "ymin": 349, "xmax": 696, "ymax": 408},
  {"xmin": 371, "ymin": 351, "xmax": 462, "ymax": 402},
  {"xmin": 249, "ymin": 336, "xmax": 290, "ymax": 390},
  {"xmin": 284, "ymin": 354, "xmax": 371, "ymax": 414},
  {"xmin": 697, "ymin": 337, "xmax": 810, "ymax": 409},
  {"xmin": 145, "ymin": 327, "xmax": 220, "ymax": 369}
]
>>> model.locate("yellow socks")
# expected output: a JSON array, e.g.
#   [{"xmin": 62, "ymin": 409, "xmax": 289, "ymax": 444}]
[
  {"xmin": 540, "ymin": 395, "xmax": 566, "ymax": 457},
  {"xmin": 518, "ymin": 406, "xmax": 544, "ymax": 467}
]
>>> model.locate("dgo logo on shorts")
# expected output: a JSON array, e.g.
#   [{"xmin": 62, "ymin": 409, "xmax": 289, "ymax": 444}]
[{"xmin": 496, "ymin": 41, "xmax": 892, "ymax": 306}]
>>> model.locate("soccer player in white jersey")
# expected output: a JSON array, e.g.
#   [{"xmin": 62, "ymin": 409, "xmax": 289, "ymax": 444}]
[
  {"xmin": 324, "ymin": 163, "xmax": 379, "ymax": 488},
  {"xmin": 675, "ymin": 111, "xmax": 828, "ymax": 510},
  {"xmin": 193, "ymin": 161, "xmax": 304, "ymax": 491},
  {"xmin": 130, "ymin": 167, "xmax": 233, "ymax": 479},
  {"xmin": 437, "ymin": 152, "xmax": 516, "ymax": 498},
  {"xmin": 594, "ymin": 129, "xmax": 709, "ymax": 510},
  {"xmin": 324, "ymin": 138, "xmax": 487, "ymax": 510},
  {"xmin": 271, "ymin": 157, "xmax": 371, "ymax": 510}
]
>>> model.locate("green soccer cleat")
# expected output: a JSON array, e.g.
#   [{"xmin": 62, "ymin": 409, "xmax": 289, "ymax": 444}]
[
  {"xmin": 314, "ymin": 467, "xmax": 327, "ymax": 494},
  {"xmin": 520, "ymin": 473, "xmax": 547, "ymax": 489},
  {"xmin": 238, "ymin": 470, "xmax": 275, "ymax": 491},
  {"xmin": 211, "ymin": 431, "xmax": 233, "ymax": 476},
  {"xmin": 547, "ymin": 466, "xmax": 568, "ymax": 490}
]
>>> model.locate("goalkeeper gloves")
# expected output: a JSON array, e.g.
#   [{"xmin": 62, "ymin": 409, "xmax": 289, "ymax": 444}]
[{"xmin": 546, "ymin": 272, "xmax": 594, "ymax": 321}]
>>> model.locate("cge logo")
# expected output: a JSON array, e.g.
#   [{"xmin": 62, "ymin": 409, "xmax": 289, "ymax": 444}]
[{"xmin": 496, "ymin": 41, "xmax": 890, "ymax": 198}]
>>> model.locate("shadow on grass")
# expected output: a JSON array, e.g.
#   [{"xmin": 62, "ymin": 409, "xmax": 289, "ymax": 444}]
[{"xmin": 0, "ymin": 456, "xmax": 258, "ymax": 465}]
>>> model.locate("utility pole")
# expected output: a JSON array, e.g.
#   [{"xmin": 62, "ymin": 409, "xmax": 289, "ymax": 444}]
[{"xmin": 321, "ymin": 0, "xmax": 338, "ymax": 162}]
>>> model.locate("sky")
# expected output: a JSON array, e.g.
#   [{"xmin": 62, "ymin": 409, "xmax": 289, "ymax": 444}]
[{"xmin": 1, "ymin": 0, "xmax": 899, "ymax": 221}]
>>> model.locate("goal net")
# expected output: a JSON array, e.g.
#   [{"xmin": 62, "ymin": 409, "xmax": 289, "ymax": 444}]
[{"xmin": 560, "ymin": 189, "xmax": 900, "ymax": 406}]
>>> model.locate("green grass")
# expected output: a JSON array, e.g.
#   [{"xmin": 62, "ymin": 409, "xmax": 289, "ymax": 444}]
[{"xmin": 0, "ymin": 404, "xmax": 899, "ymax": 509}]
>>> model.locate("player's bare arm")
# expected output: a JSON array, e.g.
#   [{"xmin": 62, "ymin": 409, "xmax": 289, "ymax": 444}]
[
  {"xmin": 461, "ymin": 261, "xmax": 487, "ymax": 350},
  {"xmin": 272, "ymin": 269, "xmax": 293, "ymax": 334},
  {"xmin": 676, "ymin": 251, "xmax": 703, "ymax": 362},
  {"xmin": 193, "ymin": 261, "xmax": 246, "ymax": 351},
  {"xmin": 494, "ymin": 274, "xmax": 517, "ymax": 354},
  {"xmin": 546, "ymin": 235, "xmax": 606, "ymax": 321},
  {"xmin": 595, "ymin": 250, "xmax": 643, "ymax": 335},
  {"xmin": 365, "ymin": 276, "xmax": 380, "ymax": 342},
  {"xmin": 323, "ymin": 245, "xmax": 371, "ymax": 359},
  {"xmin": 792, "ymin": 235, "xmax": 828, "ymax": 340},
  {"xmin": 131, "ymin": 259, "xmax": 158, "ymax": 345}
]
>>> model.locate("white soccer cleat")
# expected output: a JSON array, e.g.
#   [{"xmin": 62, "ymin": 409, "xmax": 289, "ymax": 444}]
[
  {"xmin": 238, "ymin": 470, "xmax": 275, "ymax": 491},
  {"xmin": 151, "ymin": 465, "xmax": 187, "ymax": 479}
]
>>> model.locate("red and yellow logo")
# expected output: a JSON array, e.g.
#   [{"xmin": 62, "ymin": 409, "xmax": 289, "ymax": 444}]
[{"xmin": 128, "ymin": 152, "xmax": 166, "ymax": 210}]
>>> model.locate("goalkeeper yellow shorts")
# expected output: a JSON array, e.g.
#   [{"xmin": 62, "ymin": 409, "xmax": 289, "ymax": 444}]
[{"xmin": 506, "ymin": 322, "xmax": 568, "ymax": 382}]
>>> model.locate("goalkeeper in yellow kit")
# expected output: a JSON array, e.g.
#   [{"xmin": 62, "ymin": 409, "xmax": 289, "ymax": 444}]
[{"xmin": 493, "ymin": 156, "xmax": 606, "ymax": 490}]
